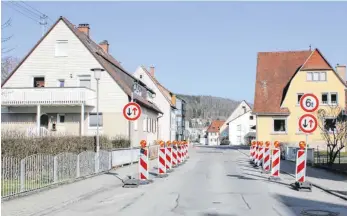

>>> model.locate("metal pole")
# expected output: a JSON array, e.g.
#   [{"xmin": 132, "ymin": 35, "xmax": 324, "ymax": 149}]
[
  {"xmin": 303, "ymin": 134, "xmax": 308, "ymax": 178},
  {"xmin": 96, "ymin": 79, "xmax": 100, "ymax": 152},
  {"xmin": 130, "ymin": 90, "xmax": 134, "ymax": 165}
]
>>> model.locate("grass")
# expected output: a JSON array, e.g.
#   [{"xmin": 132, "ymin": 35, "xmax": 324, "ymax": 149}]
[{"xmin": 1, "ymin": 179, "xmax": 52, "ymax": 197}]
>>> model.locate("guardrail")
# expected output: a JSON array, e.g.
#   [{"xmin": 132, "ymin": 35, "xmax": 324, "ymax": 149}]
[{"xmin": 1, "ymin": 145, "xmax": 159, "ymax": 199}]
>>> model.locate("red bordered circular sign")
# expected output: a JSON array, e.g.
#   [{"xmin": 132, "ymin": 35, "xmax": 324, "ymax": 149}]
[
  {"xmin": 300, "ymin": 93, "xmax": 319, "ymax": 112},
  {"xmin": 299, "ymin": 114, "xmax": 318, "ymax": 134},
  {"xmin": 123, "ymin": 102, "xmax": 142, "ymax": 121}
]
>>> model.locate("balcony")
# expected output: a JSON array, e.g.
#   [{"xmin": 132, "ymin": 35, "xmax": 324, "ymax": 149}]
[{"xmin": 1, "ymin": 87, "xmax": 96, "ymax": 106}]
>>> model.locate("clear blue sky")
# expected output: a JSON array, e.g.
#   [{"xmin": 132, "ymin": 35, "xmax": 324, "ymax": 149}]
[{"xmin": 2, "ymin": 2, "xmax": 347, "ymax": 103}]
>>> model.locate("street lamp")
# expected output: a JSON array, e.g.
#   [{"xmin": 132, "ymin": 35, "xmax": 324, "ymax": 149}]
[{"xmin": 90, "ymin": 68, "xmax": 104, "ymax": 157}]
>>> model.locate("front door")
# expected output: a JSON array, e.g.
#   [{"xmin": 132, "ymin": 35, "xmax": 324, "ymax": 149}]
[{"xmin": 40, "ymin": 114, "xmax": 49, "ymax": 128}]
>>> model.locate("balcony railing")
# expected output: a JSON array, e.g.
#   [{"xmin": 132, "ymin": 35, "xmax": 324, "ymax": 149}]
[{"xmin": 1, "ymin": 87, "xmax": 96, "ymax": 106}]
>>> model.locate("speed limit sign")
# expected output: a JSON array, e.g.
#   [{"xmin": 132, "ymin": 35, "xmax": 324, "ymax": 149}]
[{"xmin": 300, "ymin": 94, "xmax": 319, "ymax": 112}]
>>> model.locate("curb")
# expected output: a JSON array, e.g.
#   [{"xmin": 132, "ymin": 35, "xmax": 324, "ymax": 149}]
[{"xmin": 237, "ymin": 149, "xmax": 347, "ymax": 201}]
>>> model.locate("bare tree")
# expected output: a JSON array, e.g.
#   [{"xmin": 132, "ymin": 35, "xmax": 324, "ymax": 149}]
[
  {"xmin": 317, "ymin": 105, "xmax": 347, "ymax": 165},
  {"xmin": 2, "ymin": 56, "xmax": 20, "ymax": 83}
]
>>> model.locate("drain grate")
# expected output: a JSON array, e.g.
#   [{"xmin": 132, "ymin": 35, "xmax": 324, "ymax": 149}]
[{"xmin": 301, "ymin": 209, "xmax": 339, "ymax": 216}]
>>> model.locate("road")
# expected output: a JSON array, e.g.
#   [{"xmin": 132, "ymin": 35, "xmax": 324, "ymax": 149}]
[{"xmin": 7, "ymin": 145, "xmax": 347, "ymax": 216}]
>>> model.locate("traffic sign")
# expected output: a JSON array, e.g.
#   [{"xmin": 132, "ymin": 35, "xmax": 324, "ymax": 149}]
[
  {"xmin": 300, "ymin": 94, "xmax": 319, "ymax": 112},
  {"xmin": 299, "ymin": 114, "xmax": 318, "ymax": 134},
  {"xmin": 123, "ymin": 102, "xmax": 141, "ymax": 121}
]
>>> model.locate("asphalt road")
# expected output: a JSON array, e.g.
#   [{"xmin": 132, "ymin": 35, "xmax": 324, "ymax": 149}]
[{"xmin": 45, "ymin": 145, "xmax": 347, "ymax": 216}]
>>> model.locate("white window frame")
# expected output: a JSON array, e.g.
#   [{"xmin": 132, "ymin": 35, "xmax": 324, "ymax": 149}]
[
  {"xmin": 321, "ymin": 92, "xmax": 329, "ymax": 105},
  {"xmin": 272, "ymin": 118, "xmax": 287, "ymax": 133},
  {"xmin": 78, "ymin": 75, "xmax": 91, "ymax": 89},
  {"xmin": 88, "ymin": 112, "xmax": 103, "ymax": 128},
  {"xmin": 306, "ymin": 72, "xmax": 313, "ymax": 81},
  {"xmin": 55, "ymin": 40, "xmax": 68, "ymax": 57},
  {"xmin": 320, "ymin": 72, "xmax": 327, "ymax": 81},
  {"xmin": 57, "ymin": 114, "xmax": 65, "ymax": 123},
  {"xmin": 57, "ymin": 79, "xmax": 65, "ymax": 87},
  {"xmin": 330, "ymin": 92, "xmax": 338, "ymax": 105},
  {"xmin": 313, "ymin": 72, "xmax": 320, "ymax": 81},
  {"xmin": 297, "ymin": 93, "xmax": 304, "ymax": 105}
]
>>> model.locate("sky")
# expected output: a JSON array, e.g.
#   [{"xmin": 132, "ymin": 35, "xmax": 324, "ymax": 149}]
[{"xmin": 1, "ymin": 1, "xmax": 347, "ymax": 103}]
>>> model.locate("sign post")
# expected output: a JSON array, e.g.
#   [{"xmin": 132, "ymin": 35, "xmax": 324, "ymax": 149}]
[
  {"xmin": 296, "ymin": 93, "xmax": 319, "ymax": 191},
  {"xmin": 123, "ymin": 102, "xmax": 142, "ymax": 165}
]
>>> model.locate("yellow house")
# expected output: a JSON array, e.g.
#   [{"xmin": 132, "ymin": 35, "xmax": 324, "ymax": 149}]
[{"xmin": 253, "ymin": 48, "xmax": 346, "ymax": 149}]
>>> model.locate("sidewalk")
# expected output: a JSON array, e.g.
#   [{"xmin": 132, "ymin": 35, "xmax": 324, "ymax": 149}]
[
  {"xmin": 237, "ymin": 149, "xmax": 347, "ymax": 200},
  {"xmin": 280, "ymin": 160, "xmax": 347, "ymax": 200},
  {"xmin": 1, "ymin": 160, "xmax": 158, "ymax": 216}
]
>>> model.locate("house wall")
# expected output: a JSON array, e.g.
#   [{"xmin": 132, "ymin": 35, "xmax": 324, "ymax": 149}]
[
  {"xmin": 207, "ymin": 132, "xmax": 220, "ymax": 145},
  {"xmin": 2, "ymin": 20, "xmax": 130, "ymax": 138},
  {"xmin": 229, "ymin": 112, "xmax": 256, "ymax": 145},
  {"xmin": 134, "ymin": 67, "xmax": 171, "ymax": 141},
  {"xmin": 257, "ymin": 69, "xmax": 346, "ymax": 149}
]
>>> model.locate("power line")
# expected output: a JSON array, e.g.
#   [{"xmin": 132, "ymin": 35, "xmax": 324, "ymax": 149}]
[
  {"xmin": 10, "ymin": 1, "xmax": 42, "ymax": 19},
  {"xmin": 3, "ymin": 1, "xmax": 40, "ymax": 24},
  {"xmin": 20, "ymin": 1, "xmax": 45, "ymax": 16}
]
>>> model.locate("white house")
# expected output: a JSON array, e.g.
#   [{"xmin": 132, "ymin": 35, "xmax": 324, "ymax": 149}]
[
  {"xmin": 206, "ymin": 120, "xmax": 225, "ymax": 145},
  {"xmin": 133, "ymin": 66, "xmax": 177, "ymax": 141},
  {"xmin": 226, "ymin": 101, "xmax": 256, "ymax": 145},
  {"xmin": 1, "ymin": 16, "xmax": 162, "ymax": 147}
]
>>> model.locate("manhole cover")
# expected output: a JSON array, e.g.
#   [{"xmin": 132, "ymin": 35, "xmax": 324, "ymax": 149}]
[{"xmin": 301, "ymin": 210, "xmax": 339, "ymax": 216}]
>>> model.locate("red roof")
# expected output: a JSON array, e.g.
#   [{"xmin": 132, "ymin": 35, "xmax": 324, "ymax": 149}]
[{"xmin": 207, "ymin": 120, "xmax": 225, "ymax": 133}]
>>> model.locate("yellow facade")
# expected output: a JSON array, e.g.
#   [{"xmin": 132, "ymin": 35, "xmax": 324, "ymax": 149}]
[{"xmin": 256, "ymin": 69, "xmax": 346, "ymax": 148}]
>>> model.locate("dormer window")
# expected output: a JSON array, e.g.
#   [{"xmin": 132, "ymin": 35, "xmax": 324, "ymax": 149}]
[{"xmin": 33, "ymin": 77, "xmax": 45, "ymax": 88}]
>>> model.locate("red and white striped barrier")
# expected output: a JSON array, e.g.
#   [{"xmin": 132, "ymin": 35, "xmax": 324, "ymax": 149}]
[
  {"xmin": 270, "ymin": 147, "xmax": 281, "ymax": 180},
  {"xmin": 166, "ymin": 146, "xmax": 172, "ymax": 170},
  {"xmin": 254, "ymin": 144, "xmax": 259, "ymax": 165},
  {"xmin": 177, "ymin": 145, "xmax": 182, "ymax": 164},
  {"xmin": 172, "ymin": 144, "xmax": 178, "ymax": 167},
  {"xmin": 295, "ymin": 149, "xmax": 306, "ymax": 182},
  {"xmin": 263, "ymin": 146, "xmax": 270, "ymax": 172},
  {"xmin": 139, "ymin": 146, "xmax": 148, "ymax": 181},
  {"xmin": 257, "ymin": 144, "xmax": 264, "ymax": 167},
  {"xmin": 158, "ymin": 147, "xmax": 166, "ymax": 175}
]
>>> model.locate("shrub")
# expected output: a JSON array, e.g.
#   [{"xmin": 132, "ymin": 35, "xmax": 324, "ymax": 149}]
[{"xmin": 1, "ymin": 130, "xmax": 130, "ymax": 159}]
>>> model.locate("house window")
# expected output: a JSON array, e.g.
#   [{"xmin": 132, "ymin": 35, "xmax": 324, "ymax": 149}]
[
  {"xmin": 140, "ymin": 75, "xmax": 143, "ymax": 79},
  {"xmin": 306, "ymin": 72, "xmax": 313, "ymax": 81},
  {"xmin": 320, "ymin": 72, "xmax": 327, "ymax": 81},
  {"xmin": 331, "ymin": 93, "xmax": 338, "ymax": 104},
  {"xmin": 57, "ymin": 114, "xmax": 65, "ymax": 123},
  {"xmin": 79, "ymin": 75, "xmax": 91, "ymax": 88},
  {"xmin": 297, "ymin": 93, "xmax": 304, "ymax": 104},
  {"xmin": 313, "ymin": 72, "xmax": 319, "ymax": 81},
  {"xmin": 237, "ymin": 125, "xmax": 241, "ymax": 131},
  {"xmin": 273, "ymin": 119, "xmax": 286, "ymax": 133},
  {"xmin": 89, "ymin": 113, "xmax": 103, "ymax": 127},
  {"xmin": 322, "ymin": 93, "xmax": 328, "ymax": 104},
  {"xmin": 249, "ymin": 115, "xmax": 254, "ymax": 120},
  {"xmin": 55, "ymin": 40, "xmax": 68, "ymax": 57},
  {"xmin": 58, "ymin": 79, "xmax": 65, "ymax": 87},
  {"xmin": 237, "ymin": 136, "xmax": 241, "ymax": 143},
  {"xmin": 33, "ymin": 77, "xmax": 45, "ymax": 87},
  {"xmin": 324, "ymin": 118, "xmax": 336, "ymax": 132}
]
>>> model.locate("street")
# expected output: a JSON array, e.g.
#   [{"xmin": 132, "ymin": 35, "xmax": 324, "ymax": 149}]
[{"xmin": 6, "ymin": 145, "xmax": 345, "ymax": 216}]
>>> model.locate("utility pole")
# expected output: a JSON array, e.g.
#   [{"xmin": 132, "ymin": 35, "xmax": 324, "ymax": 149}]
[{"xmin": 40, "ymin": 14, "xmax": 48, "ymax": 36}]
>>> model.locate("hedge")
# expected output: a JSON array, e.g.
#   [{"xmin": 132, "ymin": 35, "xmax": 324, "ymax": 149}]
[{"xmin": 1, "ymin": 130, "xmax": 130, "ymax": 159}]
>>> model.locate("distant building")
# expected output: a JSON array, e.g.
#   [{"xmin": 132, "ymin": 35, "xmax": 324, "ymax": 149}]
[{"xmin": 206, "ymin": 120, "xmax": 225, "ymax": 145}]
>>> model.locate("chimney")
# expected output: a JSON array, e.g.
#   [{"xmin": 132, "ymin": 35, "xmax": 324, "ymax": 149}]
[
  {"xmin": 99, "ymin": 40, "xmax": 109, "ymax": 53},
  {"xmin": 336, "ymin": 64, "xmax": 346, "ymax": 81},
  {"xmin": 78, "ymin": 24, "xmax": 90, "ymax": 36},
  {"xmin": 149, "ymin": 66, "xmax": 155, "ymax": 77}
]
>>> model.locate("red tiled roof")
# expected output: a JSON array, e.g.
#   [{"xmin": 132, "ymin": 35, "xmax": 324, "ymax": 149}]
[
  {"xmin": 253, "ymin": 50, "xmax": 312, "ymax": 115},
  {"xmin": 207, "ymin": 120, "xmax": 225, "ymax": 133}
]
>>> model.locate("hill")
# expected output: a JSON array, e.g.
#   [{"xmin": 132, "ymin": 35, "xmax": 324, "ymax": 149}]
[{"xmin": 177, "ymin": 94, "xmax": 248, "ymax": 126}]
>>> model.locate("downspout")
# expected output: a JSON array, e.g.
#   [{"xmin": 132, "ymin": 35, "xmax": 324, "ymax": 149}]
[{"xmin": 157, "ymin": 113, "xmax": 163, "ymax": 140}]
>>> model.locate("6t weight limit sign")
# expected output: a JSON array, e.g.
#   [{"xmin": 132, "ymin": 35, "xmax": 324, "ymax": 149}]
[{"xmin": 300, "ymin": 94, "xmax": 319, "ymax": 112}]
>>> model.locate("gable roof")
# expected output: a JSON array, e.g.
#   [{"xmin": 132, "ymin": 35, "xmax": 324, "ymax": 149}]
[
  {"xmin": 207, "ymin": 120, "xmax": 225, "ymax": 133},
  {"xmin": 253, "ymin": 48, "xmax": 346, "ymax": 115},
  {"xmin": 140, "ymin": 66, "xmax": 176, "ymax": 108},
  {"xmin": 253, "ymin": 50, "xmax": 312, "ymax": 115},
  {"xmin": 2, "ymin": 16, "xmax": 162, "ymax": 114},
  {"xmin": 227, "ymin": 110, "xmax": 252, "ymax": 124},
  {"xmin": 221, "ymin": 100, "xmax": 251, "ymax": 128}
]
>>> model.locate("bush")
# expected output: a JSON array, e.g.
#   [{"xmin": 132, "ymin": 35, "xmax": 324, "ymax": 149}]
[{"xmin": 1, "ymin": 130, "xmax": 130, "ymax": 159}]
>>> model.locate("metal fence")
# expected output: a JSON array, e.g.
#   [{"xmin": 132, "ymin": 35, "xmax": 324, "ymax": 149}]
[{"xmin": 1, "ymin": 145, "xmax": 159, "ymax": 198}]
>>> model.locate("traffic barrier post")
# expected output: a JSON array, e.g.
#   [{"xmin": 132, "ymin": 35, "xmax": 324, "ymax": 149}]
[
  {"xmin": 269, "ymin": 141, "xmax": 281, "ymax": 181},
  {"xmin": 293, "ymin": 141, "xmax": 312, "ymax": 191},
  {"xmin": 262, "ymin": 141, "xmax": 271, "ymax": 174},
  {"xmin": 138, "ymin": 140, "xmax": 153, "ymax": 185},
  {"xmin": 257, "ymin": 141, "xmax": 264, "ymax": 168},
  {"xmin": 166, "ymin": 141, "xmax": 173, "ymax": 173},
  {"xmin": 157, "ymin": 140, "xmax": 168, "ymax": 178},
  {"xmin": 253, "ymin": 141, "xmax": 259, "ymax": 166},
  {"xmin": 172, "ymin": 141, "xmax": 178, "ymax": 168}
]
